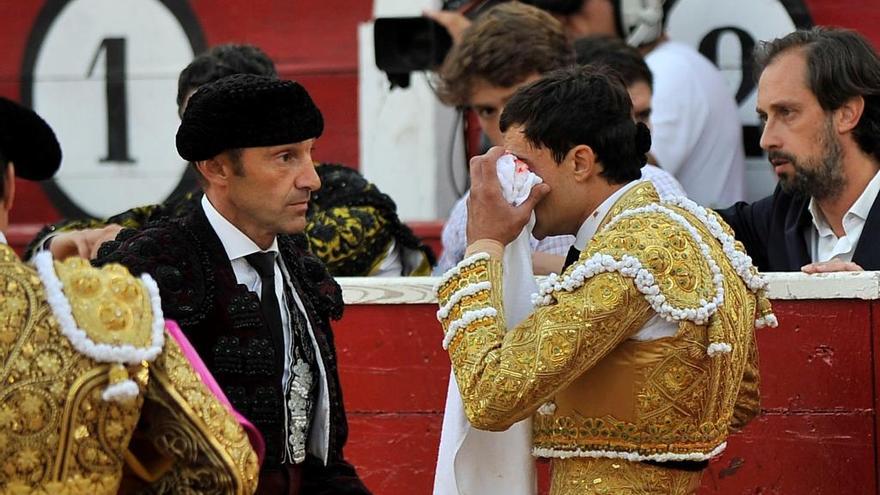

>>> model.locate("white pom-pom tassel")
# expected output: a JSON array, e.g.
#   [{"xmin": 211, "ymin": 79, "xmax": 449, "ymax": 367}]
[
  {"xmin": 706, "ymin": 342, "xmax": 732, "ymax": 357},
  {"xmin": 538, "ymin": 402, "xmax": 557, "ymax": 416},
  {"xmin": 102, "ymin": 379, "xmax": 140, "ymax": 403},
  {"xmin": 755, "ymin": 314, "xmax": 779, "ymax": 329}
]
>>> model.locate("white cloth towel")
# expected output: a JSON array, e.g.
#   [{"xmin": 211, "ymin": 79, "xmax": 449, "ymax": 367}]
[{"xmin": 433, "ymin": 154, "xmax": 539, "ymax": 495}]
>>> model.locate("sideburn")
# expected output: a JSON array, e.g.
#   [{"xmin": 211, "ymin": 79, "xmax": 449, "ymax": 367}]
[{"xmin": 226, "ymin": 148, "xmax": 247, "ymax": 177}]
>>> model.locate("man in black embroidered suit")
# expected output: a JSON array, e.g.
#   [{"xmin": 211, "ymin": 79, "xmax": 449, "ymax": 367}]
[
  {"xmin": 719, "ymin": 27, "xmax": 880, "ymax": 273},
  {"xmin": 95, "ymin": 74, "xmax": 370, "ymax": 495}
]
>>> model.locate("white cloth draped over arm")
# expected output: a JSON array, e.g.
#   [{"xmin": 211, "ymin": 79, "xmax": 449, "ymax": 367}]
[{"xmin": 433, "ymin": 154, "xmax": 539, "ymax": 495}]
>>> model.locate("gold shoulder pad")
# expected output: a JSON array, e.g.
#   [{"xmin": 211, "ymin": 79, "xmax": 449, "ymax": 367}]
[
  {"xmin": 52, "ymin": 257, "xmax": 156, "ymax": 349},
  {"xmin": 587, "ymin": 204, "xmax": 719, "ymax": 313}
]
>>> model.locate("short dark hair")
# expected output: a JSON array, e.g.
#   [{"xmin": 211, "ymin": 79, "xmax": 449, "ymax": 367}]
[
  {"xmin": 755, "ymin": 27, "xmax": 880, "ymax": 158},
  {"xmin": 437, "ymin": 1, "xmax": 574, "ymax": 106},
  {"xmin": 177, "ymin": 44, "xmax": 277, "ymax": 111},
  {"xmin": 574, "ymin": 35, "xmax": 652, "ymax": 89},
  {"xmin": 226, "ymin": 148, "xmax": 245, "ymax": 175},
  {"xmin": 500, "ymin": 64, "xmax": 648, "ymax": 183}
]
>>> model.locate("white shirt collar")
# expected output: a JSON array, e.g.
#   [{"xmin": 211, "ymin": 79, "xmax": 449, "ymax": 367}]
[
  {"xmin": 574, "ymin": 180, "xmax": 640, "ymax": 250},
  {"xmin": 0, "ymin": 231, "xmax": 7, "ymax": 245},
  {"xmin": 808, "ymin": 168, "xmax": 880, "ymax": 238},
  {"xmin": 201, "ymin": 195, "xmax": 279, "ymax": 261},
  {"xmin": 807, "ymin": 199, "xmax": 832, "ymax": 238}
]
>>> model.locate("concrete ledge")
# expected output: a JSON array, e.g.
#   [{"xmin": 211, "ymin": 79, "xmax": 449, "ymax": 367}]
[
  {"xmin": 764, "ymin": 271, "xmax": 880, "ymax": 300},
  {"xmin": 339, "ymin": 272, "xmax": 880, "ymax": 305}
]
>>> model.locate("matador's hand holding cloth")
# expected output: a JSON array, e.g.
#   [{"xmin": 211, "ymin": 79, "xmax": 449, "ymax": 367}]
[
  {"xmin": 433, "ymin": 148, "xmax": 548, "ymax": 495},
  {"xmin": 465, "ymin": 147, "xmax": 550, "ymax": 252}
]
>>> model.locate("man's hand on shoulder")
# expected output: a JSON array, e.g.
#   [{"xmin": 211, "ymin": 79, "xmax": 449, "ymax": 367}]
[
  {"xmin": 801, "ymin": 260, "xmax": 864, "ymax": 273},
  {"xmin": 48, "ymin": 224, "xmax": 123, "ymax": 260},
  {"xmin": 466, "ymin": 147, "xmax": 549, "ymax": 247}
]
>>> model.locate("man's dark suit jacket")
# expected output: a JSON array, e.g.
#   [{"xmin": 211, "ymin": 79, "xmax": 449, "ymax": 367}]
[
  {"xmin": 718, "ymin": 184, "xmax": 880, "ymax": 271},
  {"xmin": 94, "ymin": 202, "xmax": 371, "ymax": 494}
]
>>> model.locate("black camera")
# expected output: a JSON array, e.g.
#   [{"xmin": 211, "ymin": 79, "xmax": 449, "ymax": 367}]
[
  {"xmin": 374, "ymin": 17, "xmax": 452, "ymax": 89},
  {"xmin": 373, "ymin": 0, "xmax": 507, "ymax": 88}
]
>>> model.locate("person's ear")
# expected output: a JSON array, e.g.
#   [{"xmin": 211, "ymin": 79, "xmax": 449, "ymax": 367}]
[
  {"xmin": 836, "ymin": 95, "xmax": 865, "ymax": 134},
  {"xmin": 195, "ymin": 156, "xmax": 229, "ymax": 189},
  {"xmin": 569, "ymin": 145, "xmax": 597, "ymax": 183}
]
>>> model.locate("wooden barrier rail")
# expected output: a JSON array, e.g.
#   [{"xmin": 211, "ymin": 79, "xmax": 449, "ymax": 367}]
[{"xmin": 334, "ymin": 273, "xmax": 880, "ymax": 494}]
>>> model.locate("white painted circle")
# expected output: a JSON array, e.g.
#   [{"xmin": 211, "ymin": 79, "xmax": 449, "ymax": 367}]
[
  {"xmin": 666, "ymin": 0, "xmax": 798, "ymax": 126},
  {"xmin": 33, "ymin": 0, "xmax": 194, "ymax": 217}
]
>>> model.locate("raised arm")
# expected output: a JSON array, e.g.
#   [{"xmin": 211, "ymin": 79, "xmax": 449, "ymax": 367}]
[{"xmin": 436, "ymin": 252, "xmax": 652, "ymax": 431}]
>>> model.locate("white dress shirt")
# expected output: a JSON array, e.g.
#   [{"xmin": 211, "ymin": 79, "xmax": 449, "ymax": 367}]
[
  {"xmin": 372, "ymin": 240, "xmax": 402, "ymax": 276},
  {"xmin": 201, "ymin": 195, "xmax": 330, "ymax": 463},
  {"xmin": 807, "ymin": 169, "xmax": 880, "ymax": 264},
  {"xmin": 573, "ymin": 181, "xmax": 678, "ymax": 342},
  {"xmin": 0, "ymin": 231, "xmax": 7, "ymax": 245}
]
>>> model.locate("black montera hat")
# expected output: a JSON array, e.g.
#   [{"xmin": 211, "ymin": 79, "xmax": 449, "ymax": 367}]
[
  {"xmin": 0, "ymin": 97, "xmax": 62, "ymax": 180},
  {"xmin": 176, "ymin": 74, "xmax": 324, "ymax": 162}
]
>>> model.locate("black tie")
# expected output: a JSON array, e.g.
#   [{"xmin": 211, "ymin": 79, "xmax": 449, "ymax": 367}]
[
  {"xmin": 245, "ymin": 252, "xmax": 285, "ymax": 369},
  {"xmin": 562, "ymin": 246, "xmax": 581, "ymax": 272}
]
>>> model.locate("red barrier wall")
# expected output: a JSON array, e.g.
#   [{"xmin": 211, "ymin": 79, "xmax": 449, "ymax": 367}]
[{"xmin": 333, "ymin": 296, "xmax": 880, "ymax": 494}]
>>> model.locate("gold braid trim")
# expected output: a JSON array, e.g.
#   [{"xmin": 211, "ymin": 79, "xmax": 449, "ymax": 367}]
[
  {"xmin": 530, "ymin": 185, "xmax": 758, "ymax": 459},
  {"xmin": 730, "ymin": 328, "xmax": 761, "ymax": 431},
  {"xmin": 550, "ymin": 457, "xmax": 702, "ymax": 495},
  {"xmin": 437, "ymin": 254, "xmax": 506, "ymax": 352},
  {"xmin": 126, "ymin": 333, "xmax": 260, "ymax": 494},
  {"xmin": 51, "ymin": 256, "xmax": 158, "ymax": 351}
]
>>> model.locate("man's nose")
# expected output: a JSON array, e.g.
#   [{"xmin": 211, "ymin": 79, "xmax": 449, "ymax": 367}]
[
  {"xmin": 759, "ymin": 121, "xmax": 778, "ymax": 151},
  {"xmin": 301, "ymin": 162, "xmax": 321, "ymax": 192}
]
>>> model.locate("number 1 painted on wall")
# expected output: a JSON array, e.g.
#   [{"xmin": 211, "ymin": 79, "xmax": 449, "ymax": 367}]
[{"xmin": 88, "ymin": 38, "xmax": 135, "ymax": 164}]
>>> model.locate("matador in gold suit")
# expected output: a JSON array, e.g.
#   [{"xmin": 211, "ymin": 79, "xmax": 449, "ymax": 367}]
[
  {"xmin": 436, "ymin": 67, "xmax": 774, "ymax": 495},
  {"xmin": 0, "ymin": 96, "xmax": 260, "ymax": 494}
]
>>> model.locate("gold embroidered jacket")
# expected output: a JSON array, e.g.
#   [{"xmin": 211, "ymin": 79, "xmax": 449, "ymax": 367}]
[
  {"xmin": 0, "ymin": 245, "xmax": 259, "ymax": 495},
  {"xmin": 436, "ymin": 183, "xmax": 768, "ymax": 466}
]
